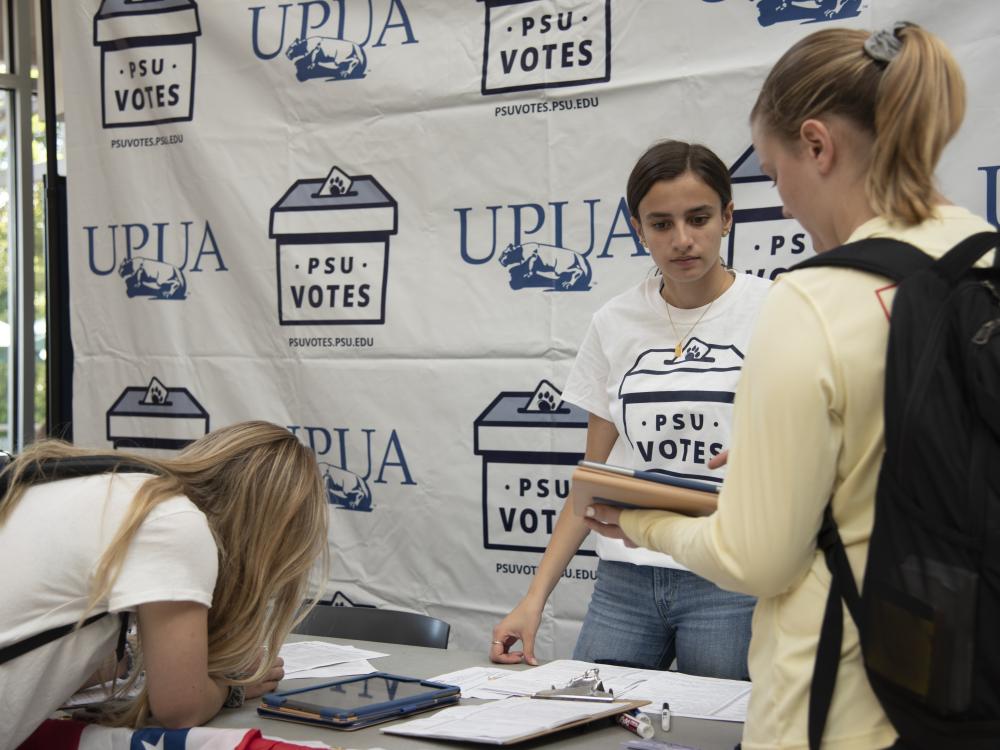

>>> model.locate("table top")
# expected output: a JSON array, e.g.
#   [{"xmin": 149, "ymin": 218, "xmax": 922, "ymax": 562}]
[{"xmin": 206, "ymin": 637, "xmax": 744, "ymax": 750}]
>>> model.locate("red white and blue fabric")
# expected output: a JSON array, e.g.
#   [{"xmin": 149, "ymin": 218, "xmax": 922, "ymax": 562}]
[{"xmin": 18, "ymin": 720, "xmax": 330, "ymax": 750}]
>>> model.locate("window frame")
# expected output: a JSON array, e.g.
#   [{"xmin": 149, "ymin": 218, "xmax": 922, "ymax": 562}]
[{"xmin": 0, "ymin": 0, "xmax": 40, "ymax": 449}]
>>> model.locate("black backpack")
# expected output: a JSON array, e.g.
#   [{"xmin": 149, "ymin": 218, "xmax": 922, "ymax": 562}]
[
  {"xmin": 0, "ymin": 454, "xmax": 157, "ymax": 666},
  {"xmin": 792, "ymin": 231, "xmax": 1000, "ymax": 750}
]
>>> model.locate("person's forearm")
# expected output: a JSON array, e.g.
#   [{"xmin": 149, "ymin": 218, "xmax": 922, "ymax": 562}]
[
  {"xmin": 521, "ymin": 502, "xmax": 591, "ymax": 608},
  {"xmin": 149, "ymin": 674, "xmax": 228, "ymax": 728},
  {"xmin": 523, "ymin": 411, "xmax": 617, "ymax": 606}
]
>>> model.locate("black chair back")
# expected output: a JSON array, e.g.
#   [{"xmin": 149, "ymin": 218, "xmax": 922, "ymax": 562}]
[{"xmin": 293, "ymin": 605, "xmax": 450, "ymax": 649}]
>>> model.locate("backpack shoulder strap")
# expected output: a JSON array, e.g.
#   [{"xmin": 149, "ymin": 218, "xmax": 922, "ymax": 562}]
[
  {"xmin": 808, "ymin": 504, "xmax": 864, "ymax": 750},
  {"xmin": 0, "ymin": 612, "xmax": 107, "ymax": 665},
  {"xmin": 0, "ymin": 612, "xmax": 130, "ymax": 666},
  {"xmin": 933, "ymin": 230, "xmax": 1000, "ymax": 283},
  {"xmin": 0, "ymin": 455, "xmax": 157, "ymax": 496},
  {"xmin": 792, "ymin": 237, "xmax": 932, "ymax": 282}
]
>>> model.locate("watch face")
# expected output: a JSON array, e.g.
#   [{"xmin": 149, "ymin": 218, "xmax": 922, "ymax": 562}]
[{"xmin": 225, "ymin": 685, "xmax": 246, "ymax": 708}]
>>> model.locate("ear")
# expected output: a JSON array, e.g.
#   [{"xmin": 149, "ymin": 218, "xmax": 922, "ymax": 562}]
[
  {"xmin": 721, "ymin": 200, "xmax": 734, "ymax": 234},
  {"xmin": 798, "ymin": 118, "xmax": 836, "ymax": 176},
  {"xmin": 630, "ymin": 216, "xmax": 646, "ymax": 246}
]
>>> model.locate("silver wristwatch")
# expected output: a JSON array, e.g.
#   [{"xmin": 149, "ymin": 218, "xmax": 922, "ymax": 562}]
[{"xmin": 224, "ymin": 684, "xmax": 246, "ymax": 709}]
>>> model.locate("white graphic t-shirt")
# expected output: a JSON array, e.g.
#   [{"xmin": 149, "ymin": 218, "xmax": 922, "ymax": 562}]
[{"xmin": 562, "ymin": 272, "xmax": 771, "ymax": 568}]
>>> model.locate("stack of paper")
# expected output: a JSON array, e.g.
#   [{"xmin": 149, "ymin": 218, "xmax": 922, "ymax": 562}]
[
  {"xmin": 429, "ymin": 666, "xmax": 519, "ymax": 699},
  {"xmin": 279, "ymin": 640, "xmax": 387, "ymax": 680},
  {"xmin": 461, "ymin": 659, "xmax": 752, "ymax": 722},
  {"xmin": 381, "ymin": 696, "xmax": 628, "ymax": 744}
]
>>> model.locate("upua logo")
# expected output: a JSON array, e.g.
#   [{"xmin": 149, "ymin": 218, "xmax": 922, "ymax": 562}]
[
  {"xmin": 93, "ymin": 0, "xmax": 202, "ymax": 128},
  {"xmin": 319, "ymin": 461, "xmax": 373, "ymax": 511},
  {"xmin": 455, "ymin": 197, "xmax": 648, "ymax": 292},
  {"xmin": 499, "ymin": 242, "xmax": 592, "ymax": 291},
  {"xmin": 288, "ymin": 424, "xmax": 416, "ymax": 512},
  {"xmin": 479, "ymin": 0, "xmax": 611, "ymax": 95},
  {"xmin": 248, "ymin": 0, "xmax": 419, "ymax": 81},
  {"xmin": 702, "ymin": 0, "xmax": 864, "ymax": 26},
  {"xmin": 83, "ymin": 220, "xmax": 229, "ymax": 300}
]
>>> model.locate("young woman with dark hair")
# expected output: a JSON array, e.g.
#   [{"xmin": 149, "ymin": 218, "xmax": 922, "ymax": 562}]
[{"xmin": 490, "ymin": 140, "xmax": 770, "ymax": 677}]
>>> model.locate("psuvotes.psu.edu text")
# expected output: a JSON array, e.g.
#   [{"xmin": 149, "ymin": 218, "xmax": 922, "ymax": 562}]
[
  {"xmin": 288, "ymin": 336, "xmax": 374, "ymax": 349},
  {"xmin": 495, "ymin": 95, "xmax": 599, "ymax": 118},
  {"xmin": 110, "ymin": 134, "xmax": 184, "ymax": 149},
  {"xmin": 496, "ymin": 562, "xmax": 596, "ymax": 580}
]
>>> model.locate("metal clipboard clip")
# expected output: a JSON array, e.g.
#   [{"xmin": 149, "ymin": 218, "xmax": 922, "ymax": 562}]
[{"xmin": 532, "ymin": 667, "xmax": 615, "ymax": 702}]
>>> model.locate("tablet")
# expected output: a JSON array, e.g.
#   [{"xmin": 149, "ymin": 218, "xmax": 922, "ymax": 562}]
[
  {"xmin": 571, "ymin": 462, "xmax": 719, "ymax": 518},
  {"xmin": 257, "ymin": 672, "xmax": 461, "ymax": 730}
]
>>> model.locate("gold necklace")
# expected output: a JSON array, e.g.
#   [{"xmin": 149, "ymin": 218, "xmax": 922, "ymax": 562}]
[{"xmin": 664, "ymin": 270, "xmax": 733, "ymax": 358}]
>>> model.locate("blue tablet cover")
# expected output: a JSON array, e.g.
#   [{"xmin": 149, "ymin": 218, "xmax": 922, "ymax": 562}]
[{"xmin": 257, "ymin": 672, "xmax": 461, "ymax": 730}]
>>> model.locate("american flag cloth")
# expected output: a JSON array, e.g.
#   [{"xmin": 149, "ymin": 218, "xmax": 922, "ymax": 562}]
[{"xmin": 17, "ymin": 719, "xmax": 332, "ymax": 750}]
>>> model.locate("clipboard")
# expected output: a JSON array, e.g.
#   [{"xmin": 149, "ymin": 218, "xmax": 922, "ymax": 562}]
[
  {"xmin": 571, "ymin": 462, "xmax": 718, "ymax": 518},
  {"xmin": 381, "ymin": 695, "xmax": 650, "ymax": 745}
]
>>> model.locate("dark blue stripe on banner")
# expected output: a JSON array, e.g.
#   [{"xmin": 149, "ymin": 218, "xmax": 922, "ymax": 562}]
[
  {"xmin": 734, "ymin": 206, "xmax": 786, "ymax": 222},
  {"xmin": 622, "ymin": 390, "xmax": 736, "ymax": 405}
]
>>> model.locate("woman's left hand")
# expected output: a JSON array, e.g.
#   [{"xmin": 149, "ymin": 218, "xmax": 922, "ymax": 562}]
[
  {"xmin": 582, "ymin": 505, "xmax": 638, "ymax": 547},
  {"xmin": 244, "ymin": 656, "xmax": 285, "ymax": 700}
]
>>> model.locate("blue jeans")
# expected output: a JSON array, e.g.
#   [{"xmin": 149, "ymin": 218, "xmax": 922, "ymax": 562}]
[{"xmin": 572, "ymin": 559, "xmax": 754, "ymax": 680}]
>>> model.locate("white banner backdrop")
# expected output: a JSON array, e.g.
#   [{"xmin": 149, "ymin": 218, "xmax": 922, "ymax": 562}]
[{"xmin": 61, "ymin": 0, "xmax": 1000, "ymax": 658}]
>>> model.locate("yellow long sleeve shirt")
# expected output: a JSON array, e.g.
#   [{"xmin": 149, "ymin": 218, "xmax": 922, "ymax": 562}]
[{"xmin": 618, "ymin": 206, "xmax": 995, "ymax": 750}]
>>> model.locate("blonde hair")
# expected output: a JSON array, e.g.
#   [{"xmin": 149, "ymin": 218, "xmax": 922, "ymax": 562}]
[
  {"xmin": 750, "ymin": 24, "xmax": 966, "ymax": 226},
  {"xmin": 0, "ymin": 420, "xmax": 329, "ymax": 726}
]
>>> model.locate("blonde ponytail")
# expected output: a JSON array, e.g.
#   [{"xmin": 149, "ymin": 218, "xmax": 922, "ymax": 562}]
[
  {"xmin": 751, "ymin": 23, "xmax": 967, "ymax": 226},
  {"xmin": 869, "ymin": 24, "xmax": 965, "ymax": 225}
]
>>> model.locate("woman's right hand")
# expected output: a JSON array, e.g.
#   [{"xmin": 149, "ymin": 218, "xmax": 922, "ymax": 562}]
[{"xmin": 490, "ymin": 601, "xmax": 543, "ymax": 665}]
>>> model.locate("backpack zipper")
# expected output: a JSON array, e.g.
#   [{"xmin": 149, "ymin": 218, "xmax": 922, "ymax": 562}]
[
  {"xmin": 972, "ymin": 318, "xmax": 1000, "ymax": 345},
  {"xmin": 984, "ymin": 279, "xmax": 999, "ymax": 304}
]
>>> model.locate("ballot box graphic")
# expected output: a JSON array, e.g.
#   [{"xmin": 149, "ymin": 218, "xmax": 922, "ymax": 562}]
[
  {"xmin": 727, "ymin": 146, "xmax": 815, "ymax": 280},
  {"xmin": 474, "ymin": 381, "xmax": 592, "ymax": 554},
  {"xmin": 617, "ymin": 341, "xmax": 740, "ymax": 485},
  {"xmin": 478, "ymin": 0, "xmax": 612, "ymax": 95},
  {"xmin": 93, "ymin": 0, "xmax": 202, "ymax": 128},
  {"xmin": 269, "ymin": 167, "xmax": 399, "ymax": 325},
  {"xmin": 106, "ymin": 377, "xmax": 209, "ymax": 450},
  {"xmin": 323, "ymin": 591, "xmax": 375, "ymax": 608}
]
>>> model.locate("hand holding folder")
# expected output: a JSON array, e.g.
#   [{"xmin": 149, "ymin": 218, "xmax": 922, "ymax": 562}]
[{"xmin": 571, "ymin": 461, "xmax": 719, "ymax": 519}]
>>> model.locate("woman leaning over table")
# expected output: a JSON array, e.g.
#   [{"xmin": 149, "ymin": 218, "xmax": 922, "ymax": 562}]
[
  {"xmin": 583, "ymin": 23, "xmax": 995, "ymax": 750},
  {"xmin": 491, "ymin": 140, "xmax": 771, "ymax": 678},
  {"xmin": 0, "ymin": 421, "xmax": 329, "ymax": 750}
]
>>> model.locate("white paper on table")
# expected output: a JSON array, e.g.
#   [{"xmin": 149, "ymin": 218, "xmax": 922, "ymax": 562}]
[
  {"xmin": 483, "ymin": 659, "xmax": 750, "ymax": 722},
  {"xmin": 62, "ymin": 676, "xmax": 143, "ymax": 708},
  {"xmin": 279, "ymin": 640, "xmax": 388, "ymax": 673},
  {"xmin": 429, "ymin": 666, "xmax": 518, "ymax": 698},
  {"xmin": 281, "ymin": 658, "xmax": 377, "ymax": 680},
  {"xmin": 623, "ymin": 670, "xmax": 751, "ymax": 721},
  {"xmin": 483, "ymin": 659, "xmax": 646, "ymax": 698},
  {"xmin": 380, "ymin": 695, "xmax": 618, "ymax": 744}
]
